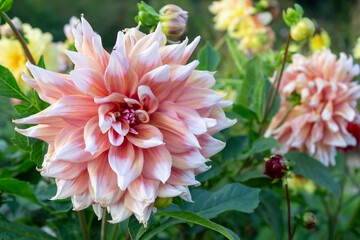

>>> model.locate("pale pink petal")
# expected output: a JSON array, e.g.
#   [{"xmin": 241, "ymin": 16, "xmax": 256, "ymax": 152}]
[
  {"xmin": 128, "ymin": 176, "xmax": 160, "ymax": 203},
  {"xmin": 167, "ymin": 168, "xmax": 200, "ymax": 186},
  {"xmin": 180, "ymin": 36, "xmax": 201, "ymax": 64},
  {"xmin": 172, "ymin": 149, "xmax": 207, "ymax": 170},
  {"xmin": 108, "ymin": 128, "xmax": 125, "ymax": 146},
  {"xmin": 84, "ymin": 116, "xmax": 111, "ymax": 155},
  {"xmin": 70, "ymin": 68, "xmax": 108, "ymax": 97},
  {"xmin": 142, "ymin": 145, "xmax": 172, "ymax": 183},
  {"xmin": 98, "ymin": 103, "xmax": 117, "ymax": 133},
  {"xmin": 108, "ymin": 201, "xmax": 132, "ymax": 223},
  {"xmin": 92, "ymin": 34, "xmax": 110, "ymax": 72},
  {"xmin": 126, "ymin": 124, "xmax": 164, "ymax": 148},
  {"xmin": 15, "ymin": 124, "xmax": 64, "ymax": 143},
  {"xmin": 40, "ymin": 160, "xmax": 87, "ymax": 179},
  {"xmin": 198, "ymin": 134, "xmax": 226, "ymax": 158},
  {"xmin": 64, "ymin": 50, "xmax": 103, "ymax": 73},
  {"xmin": 158, "ymin": 184, "xmax": 185, "ymax": 198},
  {"xmin": 159, "ymin": 38, "xmax": 188, "ymax": 64},
  {"xmin": 123, "ymin": 193, "xmax": 152, "ymax": 227},
  {"xmin": 104, "ymin": 49, "xmax": 130, "ymax": 94},
  {"xmin": 185, "ymin": 70, "xmax": 216, "ymax": 89},
  {"xmin": 138, "ymin": 85, "xmax": 159, "ymax": 114},
  {"xmin": 72, "ymin": 191, "xmax": 93, "ymax": 210},
  {"xmin": 51, "ymin": 171, "xmax": 89, "ymax": 200},
  {"xmin": 176, "ymin": 87, "xmax": 225, "ymax": 109},
  {"xmin": 138, "ymin": 65, "xmax": 171, "ymax": 101},
  {"xmin": 88, "ymin": 153, "xmax": 123, "ymax": 206},
  {"xmin": 113, "ymin": 31, "xmax": 126, "ymax": 56}
]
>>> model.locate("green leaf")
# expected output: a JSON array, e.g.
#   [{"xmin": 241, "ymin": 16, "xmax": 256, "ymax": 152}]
[
  {"xmin": 222, "ymin": 136, "xmax": 249, "ymax": 162},
  {"xmin": 256, "ymin": 190, "xmax": 284, "ymax": 240},
  {"xmin": 197, "ymin": 41, "xmax": 220, "ymax": 71},
  {"xmin": 128, "ymin": 215, "xmax": 154, "ymax": 240},
  {"xmin": 0, "ymin": 214, "xmax": 56, "ymax": 240},
  {"xmin": 225, "ymin": 35, "xmax": 246, "ymax": 76},
  {"xmin": 285, "ymin": 151, "xmax": 340, "ymax": 197},
  {"xmin": 251, "ymin": 79, "xmax": 268, "ymax": 120},
  {"xmin": 47, "ymin": 216, "xmax": 82, "ymax": 240},
  {"xmin": 29, "ymin": 139, "xmax": 46, "ymax": 167},
  {"xmin": 13, "ymin": 104, "xmax": 38, "ymax": 116},
  {"xmin": 196, "ymin": 161, "xmax": 222, "ymax": 182},
  {"xmin": 233, "ymin": 104, "xmax": 258, "ymax": 121},
  {"xmin": 156, "ymin": 211, "xmax": 239, "ymax": 240},
  {"xmin": 0, "ymin": 65, "xmax": 30, "ymax": 102},
  {"xmin": 0, "ymin": 0, "xmax": 13, "ymax": 12},
  {"xmin": 0, "ymin": 178, "xmax": 40, "ymax": 205},
  {"xmin": 162, "ymin": 183, "xmax": 260, "ymax": 218},
  {"xmin": 249, "ymin": 137, "xmax": 281, "ymax": 154},
  {"xmin": 12, "ymin": 131, "xmax": 31, "ymax": 151},
  {"xmin": 37, "ymin": 55, "xmax": 46, "ymax": 69}
]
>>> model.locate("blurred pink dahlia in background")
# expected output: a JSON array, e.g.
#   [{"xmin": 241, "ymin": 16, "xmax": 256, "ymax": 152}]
[
  {"xmin": 14, "ymin": 17, "xmax": 236, "ymax": 225},
  {"xmin": 266, "ymin": 49, "xmax": 360, "ymax": 166}
]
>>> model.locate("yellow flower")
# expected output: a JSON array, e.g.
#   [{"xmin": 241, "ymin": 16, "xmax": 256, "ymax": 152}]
[
  {"xmin": 309, "ymin": 29, "xmax": 331, "ymax": 53},
  {"xmin": 0, "ymin": 21, "xmax": 61, "ymax": 93},
  {"xmin": 287, "ymin": 174, "xmax": 316, "ymax": 194},
  {"xmin": 353, "ymin": 37, "xmax": 360, "ymax": 59}
]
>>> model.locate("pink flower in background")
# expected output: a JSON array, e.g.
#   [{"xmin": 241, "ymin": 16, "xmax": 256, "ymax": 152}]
[
  {"xmin": 14, "ymin": 17, "xmax": 236, "ymax": 225},
  {"xmin": 266, "ymin": 49, "xmax": 360, "ymax": 166}
]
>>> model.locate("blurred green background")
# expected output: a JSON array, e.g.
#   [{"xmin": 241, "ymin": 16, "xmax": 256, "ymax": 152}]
[{"xmin": 7, "ymin": 0, "xmax": 360, "ymax": 55}]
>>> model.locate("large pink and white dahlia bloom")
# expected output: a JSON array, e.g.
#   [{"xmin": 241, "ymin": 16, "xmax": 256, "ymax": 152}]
[
  {"xmin": 266, "ymin": 49, "xmax": 360, "ymax": 166},
  {"xmin": 14, "ymin": 17, "xmax": 236, "ymax": 224}
]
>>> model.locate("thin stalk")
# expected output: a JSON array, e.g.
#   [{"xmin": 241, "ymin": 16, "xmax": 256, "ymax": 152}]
[
  {"xmin": 110, "ymin": 223, "xmax": 119, "ymax": 240},
  {"xmin": 260, "ymin": 33, "xmax": 291, "ymax": 136},
  {"xmin": 273, "ymin": 105, "xmax": 295, "ymax": 130},
  {"xmin": 285, "ymin": 180, "xmax": 293, "ymax": 240},
  {"xmin": 101, "ymin": 208, "xmax": 108, "ymax": 240},
  {"xmin": 77, "ymin": 211, "xmax": 90, "ymax": 240},
  {"xmin": 0, "ymin": 11, "xmax": 36, "ymax": 65},
  {"xmin": 329, "ymin": 153, "xmax": 347, "ymax": 240},
  {"xmin": 214, "ymin": 35, "xmax": 226, "ymax": 51},
  {"xmin": 125, "ymin": 230, "xmax": 130, "ymax": 240}
]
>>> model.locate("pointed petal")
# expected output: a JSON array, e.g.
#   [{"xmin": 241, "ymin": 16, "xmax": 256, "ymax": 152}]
[
  {"xmin": 72, "ymin": 191, "xmax": 93, "ymax": 210},
  {"xmin": 138, "ymin": 65, "xmax": 171, "ymax": 101},
  {"xmin": 40, "ymin": 160, "xmax": 87, "ymax": 179},
  {"xmin": 108, "ymin": 128, "xmax": 125, "ymax": 146},
  {"xmin": 70, "ymin": 68, "xmax": 108, "ymax": 97},
  {"xmin": 108, "ymin": 201, "xmax": 132, "ymax": 223},
  {"xmin": 138, "ymin": 85, "xmax": 159, "ymax": 114},
  {"xmin": 127, "ymin": 124, "xmax": 164, "ymax": 148},
  {"xmin": 172, "ymin": 149, "xmax": 207, "ymax": 170},
  {"xmin": 198, "ymin": 134, "xmax": 226, "ymax": 158},
  {"xmin": 15, "ymin": 124, "xmax": 64, "ymax": 143},
  {"xmin": 180, "ymin": 36, "xmax": 200, "ymax": 64},
  {"xmin": 84, "ymin": 116, "xmax": 111, "ymax": 155},
  {"xmin": 128, "ymin": 176, "xmax": 160, "ymax": 203},
  {"xmin": 159, "ymin": 38, "xmax": 188, "ymax": 64},
  {"xmin": 51, "ymin": 171, "xmax": 89, "ymax": 200},
  {"xmin": 142, "ymin": 145, "xmax": 172, "ymax": 183},
  {"xmin": 167, "ymin": 168, "xmax": 200, "ymax": 186},
  {"xmin": 176, "ymin": 87, "xmax": 225, "ymax": 109}
]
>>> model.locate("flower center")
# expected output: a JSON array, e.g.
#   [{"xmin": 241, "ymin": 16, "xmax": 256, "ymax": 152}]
[{"xmin": 117, "ymin": 108, "xmax": 138, "ymax": 127}]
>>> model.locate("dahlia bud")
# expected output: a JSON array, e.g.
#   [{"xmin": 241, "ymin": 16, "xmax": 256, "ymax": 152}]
[
  {"xmin": 264, "ymin": 154, "xmax": 289, "ymax": 179},
  {"xmin": 0, "ymin": 0, "xmax": 13, "ymax": 12},
  {"xmin": 159, "ymin": 4, "xmax": 188, "ymax": 41},
  {"xmin": 0, "ymin": 17, "xmax": 21, "ymax": 38},
  {"xmin": 302, "ymin": 212, "xmax": 318, "ymax": 229},
  {"xmin": 154, "ymin": 197, "xmax": 173, "ymax": 210},
  {"xmin": 290, "ymin": 18, "xmax": 315, "ymax": 42}
]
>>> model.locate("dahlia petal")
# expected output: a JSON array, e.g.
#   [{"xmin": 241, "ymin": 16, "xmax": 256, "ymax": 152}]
[
  {"xmin": 180, "ymin": 36, "xmax": 201, "ymax": 64},
  {"xmin": 84, "ymin": 116, "xmax": 111, "ymax": 155},
  {"xmin": 171, "ymin": 60, "xmax": 199, "ymax": 87},
  {"xmin": 108, "ymin": 128, "xmax": 125, "ymax": 146},
  {"xmin": 323, "ymin": 130, "xmax": 347, "ymax": 147},
  {"xmin": 114, "ymin": 31, "xmax": 126, "ymax": 56},
  {"xmin": 93, "ymin": 204, "xmax": 104, "ymax": 220},
  {"xmin": 138, "ymin": 85, "xmax": 159, "ymax": 114},
  {"xmin": 128, "ymin": 176, "xmax": 160, "ymax": 203},
  {"xmin": 55, "ymin": 126, "xmax": 93, "ymax": 162},
  {"xmin": 13, "ymin": 110, "xmax": 65, "ymax": 125},
  {"xmin": 185, "ymin": 70, "xmax": 216, "ymax": 89},
  {"xmin": 124, "ymin": 193, "xmax": 152, "ymax": 227},
  {"xmin": 207, "ymin": 105, "xmax": 237, "ymax": 135},
  {"xmin": 108, "ymin": 141, "xmax": 135, "ymax": 180},
  {"xmin": 172, "ymin": 149, "xmax": 207, "ymax": 170},
  {"xmin": 92, "ymin": 34, "xmax": 110, "ymax": 72},
  {"xmin": 321, "ymin": 101, "xmax": 333, "ymax": 121},
  {"xmin": 116, "ymin": 147, "xmax": 144, "ymax": 190},
  {"xmin": 88, "ymin": 153, "xmax": 123, "ymax": 206},
  {"xmin": 334, "ymin": 102, "xmax": 356, "ymax": 122},
  {"xmin": 138, "ymin": 65, "xmax": 172, "ymax": 101},
  {"xmin": 21, "ymin": 73, "xmax": 46, "ymax": 101},
  {"xmin": 127, "ymin": 124, "xmax": 164, "ymax": 148},
  {"xmin": 70, "ymin": 68, "xmax": 108, "ymax": 97},
  {"xmin": 167, "ymin": 168, "xmax": 200, "ymax": 186},
  {"xmin": 15, "ymin": 124, "xmax": 64, "ymax": 143},
  {"xmin": 108, "ymin": 201, "xmax": 132, "ymax": 224},
  {"xmin": 43, "ymin": 95, "xmax": 98, "ymax": 125},
  {"xmin": 64, "ymin": 50, "xmax": 103, "ymax": 73},
  {"xmin": 72, "ymin": 191, "xmax": 93, "ymax": 210},
  {"xmin": 51, "ymin": 171, "xmax": 89, "ymax": 200},
  {"xmin": 40, "ymin": 160, "xmax": 87, "ymax": 179},
  {"xmin": 142, "ymin": 145, "xmax": 172, "ymax": 183},
  {"xmin": 198, "ymin": 134, "xmax": 226, "ymax": 158},
  {"xmin": 98, "ymin": 103, "xmax": 117, "ymax": 133},
  {"xmin": 79, "ymin": 17, "xmax": 96, "ymax": 54},
  {"xmin": 104, "ymin": 49, "xmax": 130, "ymax": 94},
  {"xmin": 176, "ymin": 87, "xmax": 225, "ymax": 109},
  {"xmin": 131, "ymin": 41, "xmax": 162, "ymax": 79},
  {"xmin": 94, "ymin": 92, "xmax": 126, "ymax": 104},
  {"xmin": 159, "ymin": 38, "xmax": 188, "ymax": 64},
  {"xmin": 124, "ymin": 27, "xmax": 146, "ymax": 54},
  {"xmin": 158, "ymin": 184, "xmax": 186, "ymax": 198}
]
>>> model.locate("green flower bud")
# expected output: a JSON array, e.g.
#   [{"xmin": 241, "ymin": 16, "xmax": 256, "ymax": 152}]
[
  {"xmin": 302, "ymin": 212, "xmax": 318, "ymax": 229},
  {"xmin": 159, "ymin": 4, "xmax": 188, "ymax": 41},
  {"xmin": 290, "ymin": 18, "xmax": 315, "ymax": 42},
  {"xmin": 154, "ymin": 197, "xmax": 173, "ymax": 210},
  {"xmin": 135, "ymin": 1, "xmax": 160, "ymax": 29},
  {"xmin": 0, "ymin": 0, "xmax": 13, "ymax": 12}
]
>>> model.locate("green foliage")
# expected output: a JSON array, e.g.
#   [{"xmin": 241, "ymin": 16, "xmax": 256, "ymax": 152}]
[
  {"xmin": 135, "ymin": 1, "xmax": 160, "ymax": 30},
  {"xmin": 0, "ymin": 65, "xmax": 30, "ymax": 103},
  {"xmin": 198, "ymin": 41, "xmax": 220, "ymax": 71},
  {"xmin": 285, "ymin": 151, "xmax": 341, "ymax": 197},
  {"xmin": 0, "ymin": 0, "xmax": 13, "ymax": 12}
]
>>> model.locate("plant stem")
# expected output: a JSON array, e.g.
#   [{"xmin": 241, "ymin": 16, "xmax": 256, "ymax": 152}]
[
  {"xmin": 0, "ymin": 11, "xmax": 36, "ymax": 65},
  {"xmin": 260, "ymin": 33, "xmax": 291, "ymax": 136},
  {"xmin": 329, "ymin": 153, "xmax": 347, "ymax": 240},
  {"xmin": 77, "ymin": 211, "xmax": 90, "ymax": 240},
  {"xmin": 101, "ymin": 208, "xmax": 108, "ymax": 240},
  {"xmin": 273, "ymin": 105, "xmax": 295, "ymax": 130},
  {"xmin": 110, "ymin": 223, "xmax": 119, "ymax": 240},
  {"xmin": 214, "ymin": 35, "xmax": 226, "ymax": 51},
  {"xmin": 285, "ymin": 180, "xmax": 292, "ymax": 240}
]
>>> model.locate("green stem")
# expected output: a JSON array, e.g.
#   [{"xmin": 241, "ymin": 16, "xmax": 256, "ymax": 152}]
[
  {"xmin": 273, "ymin": 105, "xmax": 295, "ymax": 130},
  {"xmin": 77, "ymin": 211, "xmax": 90, "ymax": 240},
  {"xmin": 329, "ymin": 153, "xmax": 347, "ymax": 240},
  {"xmin": 101, "ymin": 208, "xmax": 108, "ymax": 240},
  {"xmin": 214, "ymin": 35, "xmax": 226, "ymax": 51},
  {"xmin": 260, "ymin": 33, "xmax": 291, "ymax": 136},
  {"xmin": 0, "ymin": 11, "xmax": 36, "ymax": 65},
  {"xmin": 110, "ymin": 223, "xmax": 119, "ymax": 240},
  {"xmin": 285, "ymin": 180, "xmax": 293, "ymax": 240}
]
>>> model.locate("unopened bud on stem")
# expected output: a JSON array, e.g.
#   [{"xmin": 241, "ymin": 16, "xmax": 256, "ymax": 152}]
[{"xmin": 159, "ymin": 4, "xmax": 188, "ymax": 41}]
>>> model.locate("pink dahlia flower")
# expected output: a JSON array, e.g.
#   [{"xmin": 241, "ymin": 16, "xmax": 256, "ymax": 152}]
[
  {"xmin": 14, "ymin": 17, "xmax": 236, "ymax": 225},
  {"xmin": 266, "ymin": 49, "xmax": 360, "ymax": 166}
]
